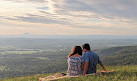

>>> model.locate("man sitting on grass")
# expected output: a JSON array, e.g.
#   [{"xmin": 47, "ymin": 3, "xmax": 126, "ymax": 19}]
[{"xmin": 82, "ymin": 43, "xmax": 106, "ymax": 75}]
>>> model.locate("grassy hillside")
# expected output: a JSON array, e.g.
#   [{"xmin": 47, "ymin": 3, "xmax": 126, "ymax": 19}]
[{"xmin": 1, "ymin": 66, "xmax": 137, "ymax": 81}]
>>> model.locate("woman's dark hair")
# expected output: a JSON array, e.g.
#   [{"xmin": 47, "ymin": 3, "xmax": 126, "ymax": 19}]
[
  {"xmin": 68, "ymin": 46, "xmax": 82, "ymax": 58},
  {"xmin": 82, "ymin": 43, "xmax": 91, "ymax": 50}
]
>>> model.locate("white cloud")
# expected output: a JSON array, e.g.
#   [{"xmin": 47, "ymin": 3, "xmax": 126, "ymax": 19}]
[{"xmin": 0, "ymin": 0, "xmax": 137, "ymax": 35}]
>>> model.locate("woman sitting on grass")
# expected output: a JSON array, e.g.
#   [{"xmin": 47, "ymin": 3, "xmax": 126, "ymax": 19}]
[
  {"xmin": 67, "ymin": 46, "xmax": 84, "ymax": 76},
  {"xmin": 37, "ymin": 46, "xmax": 84, "ymax": 81}
]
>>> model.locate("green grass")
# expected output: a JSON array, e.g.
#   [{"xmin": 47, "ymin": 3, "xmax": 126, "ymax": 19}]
[
  {"xmin": 56, "ymin": 66, "xmax": 137, "ymax": 81},
  {"xmin": 0, "ymin": 74, "xmax": 53, "ymax": 81},
  {"xmin": 0, "ymin": 76, "xmax": 38, "ymax": 81},
  {"xmin": 1, "ymin": 66, "xmax": 137, "ymax": 81}
]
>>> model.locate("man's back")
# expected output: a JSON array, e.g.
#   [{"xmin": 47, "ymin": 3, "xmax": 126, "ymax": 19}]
[{"xmin": 84, "ymin": 51, "xmax": 101, "ymax": 74}]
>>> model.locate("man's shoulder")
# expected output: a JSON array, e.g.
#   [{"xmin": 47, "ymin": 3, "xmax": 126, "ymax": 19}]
[
  {"xmin": 84, "ymin": 51, "xmax": 99, "ymax": 56},
  {"xmin": 90, "ymin": 51, "xmax": 99, "ymax": 57},
  {"xmin": 84, "ymin": 51, "xmax": 95, "ymax": 55},
  {"xmin": 84, "ymin": 52, "xmax": 88, "ymax": 56},
  {"xmin": 87, "ymin": 51, "xmax": 97, "ymax": 54}
]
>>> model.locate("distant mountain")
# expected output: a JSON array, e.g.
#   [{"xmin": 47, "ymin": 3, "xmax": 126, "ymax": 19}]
[{"xmin": 0, "ymin": 35, "xmax": 137, "ymax": 39}]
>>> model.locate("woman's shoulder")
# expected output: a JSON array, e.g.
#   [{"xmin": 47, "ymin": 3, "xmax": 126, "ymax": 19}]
[
  {"xmin": 69, "ymin": 56, "xmax": 83, "ymax": 61},
  {"xmin": 68, "ymin": 56, "xmax": 84, "ymax": 63},
  {"xmin": 70, "ymin": 56, "xmax": 83, "ymax": 58}
]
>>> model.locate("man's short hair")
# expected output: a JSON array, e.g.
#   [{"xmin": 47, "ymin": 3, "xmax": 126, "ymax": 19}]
[{"xmin": 82, "ymin": 43, "xmax": 91, "ymax": 50}]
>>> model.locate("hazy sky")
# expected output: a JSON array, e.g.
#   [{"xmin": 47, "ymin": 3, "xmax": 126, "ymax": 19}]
[{"xmin": 0, "ymin": 0, "xmax": 137, "ymax": 35}]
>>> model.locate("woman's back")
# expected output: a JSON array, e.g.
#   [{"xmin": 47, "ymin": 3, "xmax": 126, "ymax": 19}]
[{"xmin": 67, "ymin": 56, "xmax": 84, "ymax": 76}]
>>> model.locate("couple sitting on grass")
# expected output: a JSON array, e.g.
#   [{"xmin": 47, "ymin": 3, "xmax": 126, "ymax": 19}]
[
  {"xmin": 67, "ymin": 43, "xmax": 106, "ymax": 76},
  {"xmin": 38, "ymin": 43, "xmax": 107, "ymax": 81}
]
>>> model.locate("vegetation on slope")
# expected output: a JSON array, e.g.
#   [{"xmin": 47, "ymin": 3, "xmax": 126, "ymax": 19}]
[
  {"xmin": 98, "ymin": 46, "xmax": 137, "ymax": 65},
  {"xmin": 1, "ymin": 45, "xmax": 137, "ymax": 79}
]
